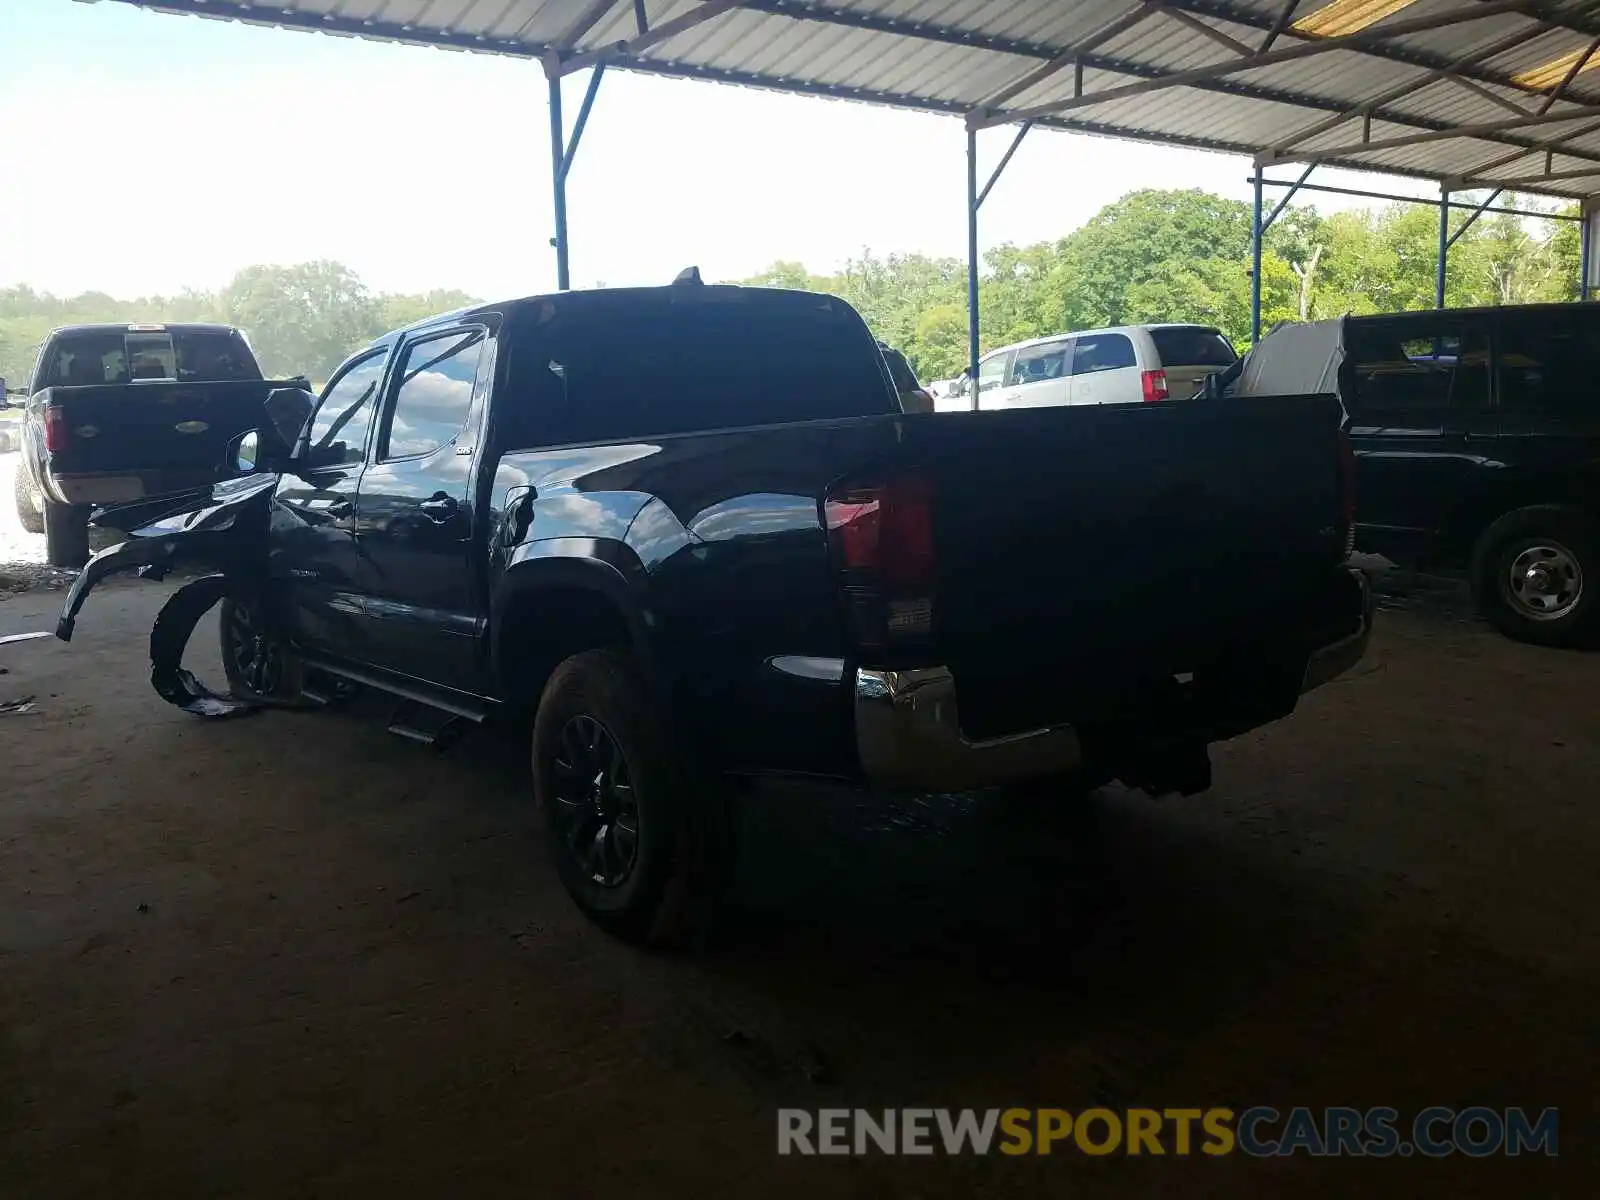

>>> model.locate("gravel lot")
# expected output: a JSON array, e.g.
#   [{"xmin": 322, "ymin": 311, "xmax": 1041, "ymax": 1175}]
[{"xmin": 1, "ymin": 525, "xmax": 1595, "ymax": 1195}]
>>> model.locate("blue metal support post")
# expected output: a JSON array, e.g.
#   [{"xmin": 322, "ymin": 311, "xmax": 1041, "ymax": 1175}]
[
  {"xmin": 1250, "ymin": 165, "xmax": 1264, "ymax": 345},
  {"xmin": 547, "ymin": 66, "xmax": 570, "ymax": 291},
  {"xmin": 1436, "ymin": 188, "xmax": 1449, "ymax": 309},
  {"xmin": 1582, "ymin": 201, "xmax": 1594, "ymax": 301},
  {"xmin": 545, "ymin": 61, "xmax": 607, "ymax": 292},
  {"xmin": 965, "ymin": 120, "xmax": 1031, "ymax": 408},
  {"xmin": 966, "ymin": 126, "xmax": 980, "ymax": 406}
]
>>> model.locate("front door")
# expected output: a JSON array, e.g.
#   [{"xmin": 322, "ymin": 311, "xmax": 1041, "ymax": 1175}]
[
  {"xmin": 353, "ymin": 325, "xmax": 490, "ymax": 693},
  {"xmin": 271, "ymin": 350, "xmax": 388, "ymax": 658},
  {"xmin": 1343, "ymin": 315, "xmax": 1491, "ymax": 562}
]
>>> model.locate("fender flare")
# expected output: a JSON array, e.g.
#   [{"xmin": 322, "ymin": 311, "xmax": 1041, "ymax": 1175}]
[{"xmin": 489, "ymin": 539, "xmax": 662, "ymax": 695}]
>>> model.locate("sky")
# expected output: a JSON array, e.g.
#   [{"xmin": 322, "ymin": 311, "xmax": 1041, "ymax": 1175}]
[{"xmin": 0, "ymin": 0, "xmax": 1450, "ymax": 303}]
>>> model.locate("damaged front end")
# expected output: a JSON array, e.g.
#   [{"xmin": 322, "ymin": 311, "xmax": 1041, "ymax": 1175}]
[
  {"xmin": 55, "ymin": 472, "xmax": 283, "ymax": 717},
  {"xmin": 54, "ymin": 388, "xmax": 321, "ymax": 718}
]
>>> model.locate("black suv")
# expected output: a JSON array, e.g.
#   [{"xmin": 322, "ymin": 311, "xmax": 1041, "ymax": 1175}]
[{"xmin": 1339, "ymin": 302, "xmax": 1600, "ymax": 647}]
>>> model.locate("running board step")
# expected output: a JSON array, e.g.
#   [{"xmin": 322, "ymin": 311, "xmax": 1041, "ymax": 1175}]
[{"xmin": 386, "ymin": 699, "xmax": 469, "ymax": 750}]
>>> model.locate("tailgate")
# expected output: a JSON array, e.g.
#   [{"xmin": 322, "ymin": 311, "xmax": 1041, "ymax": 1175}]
[
  {"xmin": 39, "ymin": 381, "xmax": 276, "ymax": 486},
  {"xmin": 895, "ymin": 397, "xmax": 1348, "ymax": 725}
]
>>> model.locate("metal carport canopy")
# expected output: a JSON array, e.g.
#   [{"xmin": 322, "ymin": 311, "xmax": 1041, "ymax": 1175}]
[{"xmin": 99, "ymin": 0, "xmax": 1600, "ymax": 362}]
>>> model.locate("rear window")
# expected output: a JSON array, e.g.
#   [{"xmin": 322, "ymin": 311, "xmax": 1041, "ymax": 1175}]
[
  {"xmin": 40, "ymin": 328, "xmax": 261, "ymax": 389},
  {"xmin": 510, "ymin": 291, "xmax": 897, "ymax": 447},
  {"xmin": 1148, "ymin": 327, "xmax": 1238, "ymax": 368}
]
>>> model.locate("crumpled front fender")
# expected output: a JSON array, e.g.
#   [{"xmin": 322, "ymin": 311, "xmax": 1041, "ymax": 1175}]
[{"xmin": 56, "ymin": 472, "xmax": 278, "ymax": 643}]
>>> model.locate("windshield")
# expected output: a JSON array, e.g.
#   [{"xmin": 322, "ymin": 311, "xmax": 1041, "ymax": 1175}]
[
  {"xmin": 1149, "ymin": 327, "xmax": 1238, "ymax": 368},
  {"xmin": 39, "ymin": 328, "xmax": 262, "ymax": 389}
]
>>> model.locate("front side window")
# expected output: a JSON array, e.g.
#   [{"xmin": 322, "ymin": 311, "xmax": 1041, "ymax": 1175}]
[
  {"xmin": 382, "ymin": 330, "xmax": 484, "ymax": 460},
  {"xmin": 1070, "ymin": 334, "xmax": 1136, "ymax": 374},
  {"xmin": 977, "ymin": 352, "xmax": 1010, "ymax": 393},
  {"xmin": 1010, "ymin": 341, "xmax": 1070, "ymax": 385},
  {"xmin": 307, "ymin": 352, "xmax": 387, "ymax": 467}
]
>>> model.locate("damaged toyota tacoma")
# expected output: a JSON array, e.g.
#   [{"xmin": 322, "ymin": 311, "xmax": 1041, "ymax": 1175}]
[{"xmin": 56, "ymin": 280, "xmax": 1372, "ymax": 944}]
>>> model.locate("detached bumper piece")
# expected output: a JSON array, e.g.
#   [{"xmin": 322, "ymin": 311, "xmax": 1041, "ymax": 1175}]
[{"xmin": 149, "ymin": 574, "xmax": 259, "ymax": 719}]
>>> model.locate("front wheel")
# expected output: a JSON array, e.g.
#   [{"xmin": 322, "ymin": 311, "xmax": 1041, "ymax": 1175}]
[
  {"xmin": 1470, "ymin": 505, "xmax": 1599, "ymax": 648},
  {"xmin": 532, "ymin": 648, "xmax": 730, "ymax": 945},
  {"xmin": 218, "ymin": 596, "xmax": 303, "ymax": 701}
]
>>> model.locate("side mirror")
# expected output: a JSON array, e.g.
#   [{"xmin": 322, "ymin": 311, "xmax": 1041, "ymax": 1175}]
[
  {"xmin": 234, "ymin": 429, "xmax": 261, "ymax": 473},
  {"xmin": 264, "ymin": 385, "xmax": 316, "ymax": 455}
]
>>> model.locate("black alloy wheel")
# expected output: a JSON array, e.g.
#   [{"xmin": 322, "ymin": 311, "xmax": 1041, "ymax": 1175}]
[
  {"xmin": 548, "ymin": 714, "xmax": 642, "ymax": 888},
  {"xmin": 221, "ymin": 597, "xmax": 289, "ymax": 698}
]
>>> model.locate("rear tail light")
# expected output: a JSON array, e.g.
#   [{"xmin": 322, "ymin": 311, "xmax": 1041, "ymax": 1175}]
[
  {"xmin": 825, "ymin": 471, "xmax": 935, "ymax": 648},
  {"xmin": 1336, "ymin": 428, "xmax": 1357, "ymax": 558},
  {"xmin": 44, "ymin": 405, "xmax": 69, "ymax": 454},
  {"xmin": 1140, "ymin": 369, "xmax": 1169, "ymax": 403}
]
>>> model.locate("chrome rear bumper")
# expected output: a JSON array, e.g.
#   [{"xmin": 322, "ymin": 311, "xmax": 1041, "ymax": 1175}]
[
  {"xmin": 854, "ymin": 570, "xmax": 1374, "ymax": 792},
  {"xmin": 854, "ymin": 667, "xmax": 1083, "ymax": 792}
]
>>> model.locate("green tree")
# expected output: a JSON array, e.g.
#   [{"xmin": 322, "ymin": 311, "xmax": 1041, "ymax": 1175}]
[{"xmin": 218, "ymin": 261, "xmax": 380, "ymax": 380}]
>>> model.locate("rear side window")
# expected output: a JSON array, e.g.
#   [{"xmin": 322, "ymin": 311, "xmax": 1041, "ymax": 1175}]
[
  {"xmin": 1345, "ymin": 321, "xmax": 1488, "ymax": 412},
  {"xmin": 382, "ymin": 329, "xmax": 484, "ymax": 459},
  {"xmin": 1497, "ymin": 314, "xmax": 1589, "ymax": 417},
  {"xmin": 1149, "ymin": 327, "xmax": 1237, "ymax": 368},
  {"xmin": 1070, "ymin": 334, "xmax": 1136, "ymax": 374},
  {"xmin": 1010, "ymin": 341, "xmax": 1070, "ymax": 385},
  {"xmin": 515, "ymin": 292, "xmax": 897, "ymax": 446}
]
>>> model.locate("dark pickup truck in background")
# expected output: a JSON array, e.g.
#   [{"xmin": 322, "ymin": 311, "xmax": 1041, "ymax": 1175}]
[
  {"xmin": 58, "ymin": 280, "xmax": 1371, "ymax": 944},
  {"xmin": 1222, "ymin": 302, "xmax": 1600, "ymax": 647},
  {"xmin": 13, "ymin": 322, "xmax": 308, "ymax": 567}
]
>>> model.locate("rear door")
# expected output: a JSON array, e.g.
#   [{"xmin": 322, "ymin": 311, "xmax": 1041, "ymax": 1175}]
[
  {"xmin": 1068, "ymin": 332, "xmax": 1141, "ymax": 405},
  {"xmin": 1343, "ymin": 315, "xmax": 1491, "ymax": 560},
  {"xmin": 353, "ymin": 324, "xmax": 492, "ymax": 692},
  {"xmin": 1002, "ymin": 338, "xmax": 1074, "ymax": 408},
  {"xmin": 1148, "ymin": 326, "xmax": 1239, "ymax": 400},
  {"xmin": 1489, "ymin": 306, "xmax": 1600, "ymax": 483}
]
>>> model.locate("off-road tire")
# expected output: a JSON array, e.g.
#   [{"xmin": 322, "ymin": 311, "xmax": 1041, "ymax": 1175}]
[
  {"xmin": 43, "ymin": 499, "xmax": 89, "ymax": 568},
  {"xmin": 12, "ymin": 466, "xmax": 44, "ymax": 535},
  {"xmin": 1469, "ymin": 505, "xmax": 1599, "ymax": 649},
  {"xmin": 532, "ymin": 648, "xmax": 732, "ymax": 946},
  {"xmin": 218, "ymin": 595, "xmax": 304, "ymax": 702}
]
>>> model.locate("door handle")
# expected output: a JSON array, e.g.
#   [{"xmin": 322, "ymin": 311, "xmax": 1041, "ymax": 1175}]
[
  {"xmin": 325, "ymin": 497, "xmax": 353, "ymax": 520},
  {"xmin": 419, "ymin": 495, "xmax": 458, "ymax": 523}
]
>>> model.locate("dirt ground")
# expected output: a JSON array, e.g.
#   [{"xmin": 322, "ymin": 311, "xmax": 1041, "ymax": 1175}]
[{"xmin": 0, "ymin": 573, "xmax": 1594, "ymax": 1197}]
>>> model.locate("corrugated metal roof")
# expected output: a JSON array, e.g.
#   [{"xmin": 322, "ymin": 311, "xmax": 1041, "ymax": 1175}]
[{"xmin": 108, "ymin": 0, "xmax": 1600, "ymax": 199}]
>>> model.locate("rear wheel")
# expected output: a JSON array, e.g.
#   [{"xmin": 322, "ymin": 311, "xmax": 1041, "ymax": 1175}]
[
  {"xmin": 43, "ymin": 499, "xmax": 89, "ymax": 568},
  {"xmin": 532, "ymin": 648, "xmax": 731, "ymax": 945},
  {"xmin": 1470, "ymin": 506, "xmax": 1598, "ymax": 648},
  {"xmin": 12, "ymin": 467, "xmax": 44, "ymax": 535}
]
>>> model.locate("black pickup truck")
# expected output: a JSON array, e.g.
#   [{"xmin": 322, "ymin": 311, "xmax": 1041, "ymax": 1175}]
[
  {"xmin": 1222, "ymin": 302, "xmax": 1600, "ymax": 647},
  {"xmin": 14, "ymin": 322, "xmax": 308, "ymax": 567},
  {"xmin": 56, "ymin": 280, "xmax": 1371, "ymax": 944}
]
